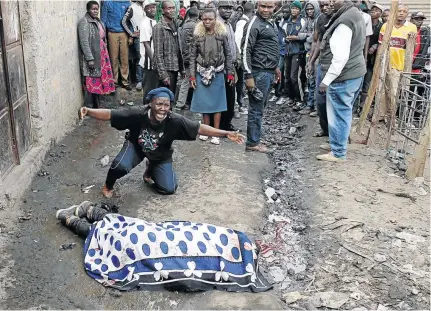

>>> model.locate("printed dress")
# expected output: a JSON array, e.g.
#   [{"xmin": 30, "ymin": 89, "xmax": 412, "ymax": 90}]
[
  {"xmin": 83, "ymin": 214, "xmax": 272, "ymax": 292},
  {"xmin": 86, "ymin": 23, "xmax": 115, "ymax": 95}
]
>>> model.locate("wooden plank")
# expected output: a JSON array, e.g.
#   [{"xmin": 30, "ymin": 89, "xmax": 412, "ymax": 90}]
[
  {"xmin": 357, "ymin": 1, "xmax": 398, "ymax": 136},
  {"xmin": 406, "ymin": 109, "xmax": 431, "ymax": 180},
  {"xmin": 386, "ymin": 32, "xmax": 417, "ymax": 149}
]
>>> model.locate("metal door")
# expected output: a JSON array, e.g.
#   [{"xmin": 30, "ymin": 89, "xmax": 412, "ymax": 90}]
[{"xmin": 0, "ymin": 1, "xmax": 31, "ymax": 177}]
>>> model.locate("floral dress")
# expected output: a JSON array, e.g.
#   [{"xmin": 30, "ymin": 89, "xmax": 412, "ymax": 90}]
[{"xmin": 86, "ymin": 23, "xmax": 115, "ymax": 95}]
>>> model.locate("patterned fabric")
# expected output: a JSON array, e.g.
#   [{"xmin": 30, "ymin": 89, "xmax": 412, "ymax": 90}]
[
  {"xmin": 86, "ymin": 24, "xmax": 116, "ymax": 95},
  {"xmin": 83, "ymin": 214, "xmax": 271, "ymax": 292}
]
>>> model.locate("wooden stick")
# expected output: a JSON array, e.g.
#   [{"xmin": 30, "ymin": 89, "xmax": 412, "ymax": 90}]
[
  {"xmin": 386, "ymin": 32, "xmax": 417, "ymax": 149},
  {"xmin": 406, "ymin": 109, "xmax": 431, "ymax": 180},
  {"xmin": 357, "ymin": 1, "xmax": 398, "ymax": 135}
]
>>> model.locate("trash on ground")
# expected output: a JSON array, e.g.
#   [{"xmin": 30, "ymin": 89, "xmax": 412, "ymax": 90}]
[
  {"xmin": 81, "ymin": 184, "xmax": 95, "ymax": 193},
  {"xmin": 60, "ymin": 243, "xmax": 77, "ymax": 251},
  {"xmin": 100, "ymin": 155, "xmax": 110, "ymax": 167}
]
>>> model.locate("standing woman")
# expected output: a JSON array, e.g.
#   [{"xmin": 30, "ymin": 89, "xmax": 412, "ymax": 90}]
[
  {"xmin": 78, "ymin": 1, "xmax": 116, "ymax": 108},
  {"xmin": 189, "ymin": 8, "xmax": 234, "ymax": 145}
]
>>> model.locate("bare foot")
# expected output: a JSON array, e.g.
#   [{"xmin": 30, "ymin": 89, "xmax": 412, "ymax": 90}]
[{"xmin": 102, "ymin": 184, "xmax": 114, "ymax": 198}]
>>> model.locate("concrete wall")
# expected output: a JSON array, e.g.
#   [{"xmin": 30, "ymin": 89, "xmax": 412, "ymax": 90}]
[
  {"xmin": 0, "ymin": 1, "xmax": 86, "ymax": 208},
  {"xmin": 19, "ymin": 0, "xmax": 86, "ymax": 144}
]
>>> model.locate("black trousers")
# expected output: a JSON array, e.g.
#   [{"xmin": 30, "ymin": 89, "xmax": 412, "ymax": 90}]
[
  {"xmin": 68, "ymin": 205, "xmax": 109, "ymax": 238},
  {"xmin": 285, "ymin": 54, "xmax": 304, "ymax": 102},
  {"xmin": 142, "ymin": 69, "xmax": 159, "ymax": 104},
  {"xmin": 84, "ymin": 92, "xmax": 101, "ymax": 108},
  {"xmin": 220, "ymin": 80, "xmax": 236, "ymax": 130},
  {"xmin": 158, "ymin": 71, "xmax": 178, "ymax": 95},
  {"xmin": 235, "ymin": 66, "xmax": 245, "ymax": 107}
]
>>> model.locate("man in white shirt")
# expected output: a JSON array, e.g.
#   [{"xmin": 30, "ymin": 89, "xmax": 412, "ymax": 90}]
[
  {"xmin": 139, "ymin": 0, "xmax": 158, "ymax": 102},
  {"xmin": 317, "ymin": 0, "xmax": 366, "ymax": 162}
]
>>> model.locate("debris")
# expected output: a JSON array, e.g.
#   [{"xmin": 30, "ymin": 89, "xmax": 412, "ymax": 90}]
[
  {"xmin": 411, "ymin": 287, "xmax": 419, "ymax": 295},
  {"xmin": 189, "ymin": 209, "xmax": 196, "ymax": 213},
  {"xmin": 18, "ymin": 214, "xmax": 32, "ymax": 222},
  {"xmin": 415, "ymin": 187, "xmax": 427, "ymax": 196},
  {"xmin": 100, "ymin": 155, "xmax": 110, "ymax": 167},
  {"xmin": 308, "ymin": 291, "xmax": 349, "ymax": 309},
  {"xmin": 376, "ymin": 188, "xmax": 416, "ymax": 202},
  {"xmin": 289, "ymin": 127, "xmax": 297, "ymax": 135},
  {"xmin": 37, "ymin": 170, "xmax": 50, "ymax": 177},
  {"xmin": 81, "ymin": 184, "xmax": 95, "ymax": 194},
  {"xmin": 109, "ymin": 290, "xmax": 122, "ymax": 298},
  {"xmin": 60, "ymin": 243, "xmax": 77, "ymax": 251},
  {"xmin": 388, "ymin": 282, "xmax": 408, "ymax": 299},
  {"xmin": 265, "ymin": 187, "xmax": 276, "ymax": 202},
  {"xmin": 340, "ymin": 243, "xmax": 374, "ymax": 262},
  {"xmin": 321, "ymin": 219, "xmax": 363, "ymax": 232},
  {"xmin": 268, "ymin": 213, "xmax": 290, "ymax": 223},
  {"xmin": 169, "ymin": 300, "xmax": 178, "ymax": 307},
  {"xmin": 413, "ymin": 177, "xmax": 424, "ymax": 186},
  {"xmin": 283, "ymin": 291, "xmax": 303, "ymax": 304},
  {"xmin": 350, "ymin": 292, "xmax": 361, "ymax": 300},
  {"xmin": 376, "ymin": 304, "xmax": 389, "ymax": 311},
  {"xmin": 395, "ymin": 231, "xmax": 426, "ymax": 245},
  {"xmin": 268, "ymin": 266, "xmax": 286, "ymax": 283},
  {"xmin": 126, "ymin": 102, "xmax": 135, "ymax": 106},
  {"xmin": 373, "ymin": 253, "xmax": 387, "ymax": 263}
]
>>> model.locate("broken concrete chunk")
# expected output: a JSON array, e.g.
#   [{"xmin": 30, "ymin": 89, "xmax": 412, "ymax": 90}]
[
  {"xmin": 396, "ymin": 231, "xmax": 426, "ymax": 245},
  {"xmin": 100, "ymin": 155, "xmax": 110, "ymax": 167},
  {"xmin": 283, "ymin": 291, "xmax": 303, "ymax": 304},
  {"xmin": 415, "ymin": 187, "xmax": 427, "ymax": 196},
  {"xmin": 268, "ymin": 266, "xmax": 286, "ymax": 283},
  {"xmin": 373, "ymin": 253, "xmax": 387, "ymax": 263},
  {"xmin": 308, "ymin": 291, "xmax": 349, "ymax": 309}
]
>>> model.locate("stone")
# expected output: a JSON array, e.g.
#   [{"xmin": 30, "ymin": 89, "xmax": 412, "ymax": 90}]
[
  {"xmin": 373, "ymin": 253, "xmax": 387, "ymax": 263},
  {"xmin": 388, "ymin": 282, "xmax": 408, "ymax": 299},
  {"xmin": 415, "ymin": 187, "xmax": 427, "ymax": 196},
  {"xmin": 100, "ymin": 155, "xmax": 110, "ymax": 167},
  {"xmin": 413, "ymin": 177, "xmax": 425, "ymax": 186},
  {"xmin": 307, "ymin": 291, "xmax": 349, "ymax": 309},
  {"xmin": 396, "ymin": 231, "xmax": 426, "ymax": 245},
  {"xmin": 289, "ymin": 127, "xmax": 297, "ymax": 135},
  {"xmin": 268, "ymin": 266, "xmax": 286, "ymax": 283},
  {"xmin": 283, "ymin": 291, "xmax": 303, "ymax": 304},
  {"xmin": 411, "ymin": 287, "xmax": 419, "ymax": 295},
  {"xmin": 376, "ymin": 305, "xmax": 389, "ymax": 311}
]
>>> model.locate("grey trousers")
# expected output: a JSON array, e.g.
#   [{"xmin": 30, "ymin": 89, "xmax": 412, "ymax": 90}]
[{"xmin": 176, "ymin": 74, "xmax": 190, "ymax": 107}]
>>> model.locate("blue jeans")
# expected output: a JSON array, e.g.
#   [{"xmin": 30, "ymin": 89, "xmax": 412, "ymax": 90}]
[
  {"xmin": 246, "ymin": 71, "xmax": 274, "ymax": 146},
  {"xmin": 326, "ymin": 76, "xmax": 363, "ymax": 158},
  {"xmin": 106, "ymin": 141, "xmax": 178, "ymax": 194},
  {"xmin": 315, "ymin": 64, "xmax": 328, "ymax": 135},
  {"xmin": 133, "ymin": 38, "xmax": 143, "ymax": 83}
]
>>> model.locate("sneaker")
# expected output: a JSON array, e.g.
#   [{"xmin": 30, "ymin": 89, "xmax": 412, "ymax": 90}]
[
  {"xmin": 123, "ymin": 84, "xmax": 132, "ymax": 91},
  {"xmin": 56, "ymin": 205, "xmax": 78, "ymax": 223},
  {"xmin": 75, "ymin": 201, "xmax": 93, "ymax": 218},
  {"xmin": 293, "ymin": 101, "xmax": 306, "ymax": 111},
  {"xmin": 276, "ymin": 97, "xmax": 286, "ymax": 105},
  {"xmin": 309, "ymin": 111, "xmax": 318, "ymax": 117},
  {"xmin": 246, "ymin": 144, "xmax": 269, "ymax": 153},
  {"xmin": 319, "ymin": 143, "xmax": 331, "ymax": 151},
  {"xmin": 269, "ymin": 95, "xmax": 278, "ymax": 102},
  {"xmin": 174, "ymin": 103, "xmax": 185, "ymax": 111},
  {"xmin": 102, "ymin": 184, "xmax": 114, "ymax": 198},
  {"xmin": 316, "ymin": 152, "xmax": 346, "ymax": 162},
  {"xmin": 234, "ymin": 110, "xmax": 241, "ymax": 119},
  {"xmin": 270, "ymin": 89, "xmax": 275, "ymax": 95},
  {"xmin": 136, "ymin": 82, "xmax": 143, "ymax": 91},
  {"xmin": 299, "ymin": 107, "xmax": 312, "ymax": 115},
  {"xmin": 199, "ymin": 135, "xmax": 209, "ymax": 141},
  {"xmin": 285, "ymin": 98, "xmax": 294, "ymax": 106},
  {"xmin": 239, "ymin": 107, "xmax": 248, "ymax": 114},
  {"xmin": 210, "ymin": 137, "xmax": 220, "ymax": 145}
]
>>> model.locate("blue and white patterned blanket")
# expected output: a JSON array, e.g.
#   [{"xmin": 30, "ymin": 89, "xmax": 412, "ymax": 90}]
[{"xmin": 83, "ymin": 214, "xmax": 271, "ymax": 292}]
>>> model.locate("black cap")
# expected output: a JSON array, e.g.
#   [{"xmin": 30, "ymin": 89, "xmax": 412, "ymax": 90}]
[{"xmin": 411, "ymin": 11, "xmax": 426, "ymax": 19}]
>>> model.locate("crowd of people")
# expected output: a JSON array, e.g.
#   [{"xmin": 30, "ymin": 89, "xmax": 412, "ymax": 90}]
[{"xmin": 77, "ymin": 0, "xmax": 430, "ymax": 161}]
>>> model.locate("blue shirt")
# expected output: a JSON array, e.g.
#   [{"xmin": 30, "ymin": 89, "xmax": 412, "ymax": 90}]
[{"xmin": 101, "ymin": 0, "xmax": 130, "ymax": 33}]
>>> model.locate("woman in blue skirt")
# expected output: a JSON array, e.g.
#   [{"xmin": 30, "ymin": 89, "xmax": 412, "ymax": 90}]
[{"xmin": 189, "ymin": 8, "xmax": 234, "ymax": 145}]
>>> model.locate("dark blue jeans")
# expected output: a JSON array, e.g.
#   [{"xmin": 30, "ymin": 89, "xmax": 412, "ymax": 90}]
[
  {"xmin": 106, "ymin": 141, "xmax": 178, "ymax": 194},
  {"xmin": 315, "ymin": 64, "xmax": 328, "ymax": 135},
  {"xmin": 131, "ymin": 38, "xmax": 143, "ymax": 83},
  {"xmin": 246, "ymin": 71, "xmax": 274, "ymax": 146}
]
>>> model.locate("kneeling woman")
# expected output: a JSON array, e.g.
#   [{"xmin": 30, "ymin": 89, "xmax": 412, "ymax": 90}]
[
  {"xmin": 189, "ymin": 8, "xmax": 234, "ymax": 145},
  {"xmin": 56, "ymin": 201, "xmax": 271, "ymax": 292},
  {"xmin": 79, "ymin": 87, "xmax": 243, "ymax": 198}
]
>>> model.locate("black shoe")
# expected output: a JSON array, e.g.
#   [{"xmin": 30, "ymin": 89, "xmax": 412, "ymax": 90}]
[
  {"xmin": 123, "ymin": 84, "xmax": 132, "ymax": 91},
  {"xmin": 293, "ymin": 101, "xmax": 306, "ymax": 111}
]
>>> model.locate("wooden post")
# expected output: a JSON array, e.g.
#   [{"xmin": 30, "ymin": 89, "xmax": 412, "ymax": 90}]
[
  {"xmin": 406, "ymin": 109, "xmax": 431, "ymax": 180},
  {"xmin": 357, "ymin": 1, "xmax": 398, "ymax": 135},
  {"xmin": 385, "ymin": 32, "xmax": 417, "ymax": 150}
]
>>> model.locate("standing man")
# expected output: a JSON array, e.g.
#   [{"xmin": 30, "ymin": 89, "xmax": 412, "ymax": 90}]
[
  {"xmin": 317, "ymin": 0, "xmax": 366, "ymax": 162},
  {"xmin": 242, "ymin": 1, "xmax": 281, "ymax": 153},
  {"xmin": 284, "ymin": 0, "xmax": 306, "ymax": 110},
  {"xmin": 411, "ymin": 12, "xmax": 430, "ymax": 74},
  {"xmin": 298, "ymin": 1, "xmax": 320, "ymax": 115},
  {"xmin": 359, "ymin": 3, "xmax": 383, "ymax": 111},
  {"xmin": 218, "ymin": 0, "xmax": 238, "ymax": 132},
  {"xmin": 234, "ymin": 1, "xmax": 255, "ymax": 114},
  {"xmin": 378, "ymin": 4, "xmax": 416, "ymax": 119},
  {"xmin": 140, "ymin": 0, "xmax": 158, "ymax": 101},
  {"xmin": 307, "ymin": 0, "xmax": 333, "ymax": 137},
  {"xmin": 101, "ymin": 0, "xmax": 131, "ymax": 90},
  {"xmin": 153, "ymin": 1, "xmax": 183, "ymax": 95},
  {"xmin": 122, "ymin": 0, "xmax": 146, "ymax": 91},
  {"xmin": 175, "ymin": 7, "xmax": 200, "ymax": 110}
]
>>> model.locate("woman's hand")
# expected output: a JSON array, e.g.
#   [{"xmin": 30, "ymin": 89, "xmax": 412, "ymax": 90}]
[
  {"xmin": 79, "ymin": 107, "xmax": 88, "ymax": 120},
  {"xmin": 88, "ymin": 60, "xmax": 95, "ymax": 70},
  {"xmin": 227, "ymin": 132, "xmax": 245, "ymax": 144},
  {"xmin": 190, "ymin": 77, "xmax": 196, "ymax": 89}
]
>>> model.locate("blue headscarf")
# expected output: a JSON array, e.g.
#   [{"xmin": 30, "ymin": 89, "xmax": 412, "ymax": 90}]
[{"xmin": 145, "ymin": 87, "xmax": 175, "ymax": 103}]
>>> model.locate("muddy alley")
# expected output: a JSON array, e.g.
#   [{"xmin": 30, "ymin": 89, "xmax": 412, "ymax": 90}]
[{"xmin": 0, "ymin": 92, "xmax": 429, "ymax": 310}]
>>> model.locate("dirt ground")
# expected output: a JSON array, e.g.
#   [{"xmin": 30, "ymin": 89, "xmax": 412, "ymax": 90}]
[{"xmin": 0, "ymin": 90, "xmax": 429, "ymax": 310}]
